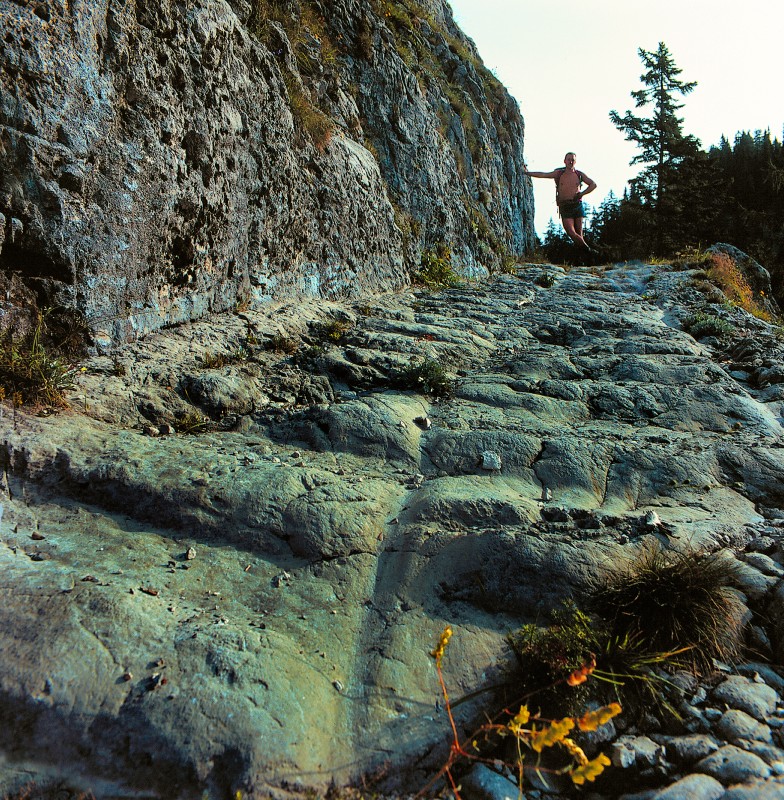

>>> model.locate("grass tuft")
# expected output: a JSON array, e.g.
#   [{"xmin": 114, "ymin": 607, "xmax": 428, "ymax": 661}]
[
  {"xmin": 586, "ymin": 544, "xmax": 746, "ymax": 674},
  {"xmin": 0, "ymin": 312, "xmax": 79, "ymax": 408},
  {"xmin": 174, "ymin": 410, "xmax": 211, "ymax": 435},
  {"xmin": 317, "ymin": 318, "xmax": 352, "ymax": 343},
  {"xmin": 284, "ymin": 76, "xmax": 334, "ymax": 150},
  {"xmin": 265, "ymin": 333, "xmax": 299, "ymax": 354},
  {"xmin": 201, "ymin": 346, "xmax": 249, "ymax": 369},
  {"xmin": 534, "ymin": 271, "xmax": 556, "ymax": 288}
]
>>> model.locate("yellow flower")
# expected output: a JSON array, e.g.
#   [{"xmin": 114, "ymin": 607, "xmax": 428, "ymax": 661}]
[
  {"xmin": 566, "ymin": 654, "xmax": 596, "ymax": 686},
  {"xmin": 577, "ymin": 702, "xmax": 622, "ymax": 732},
  {"xmin": 508, "ymin": 705, "xmax": 531, "ymax": 736},
  {"xmin": 430, "ymin": 626, "xmax": 453, "ymax": 664},
  {"xmin": 570, "ymin": 753, "xmax": 611, "ymax": 785},
  {"xmin": 530, "ymin": 717, "xmax": 575, "ymax": 752},
  {"xmin": 562, "ymin": 737, "xmax": 589, "ymax": 766}
]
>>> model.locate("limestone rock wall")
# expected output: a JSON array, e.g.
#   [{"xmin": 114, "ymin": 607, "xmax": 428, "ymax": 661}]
[{"xmin": 0, "ymin": 0, "xmax": 535, "ymax": 345}]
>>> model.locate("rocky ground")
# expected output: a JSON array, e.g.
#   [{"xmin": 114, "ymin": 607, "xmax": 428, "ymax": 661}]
[{"xmin": 2, "ymin": 260, "xmax": 784, "ymax": 799}]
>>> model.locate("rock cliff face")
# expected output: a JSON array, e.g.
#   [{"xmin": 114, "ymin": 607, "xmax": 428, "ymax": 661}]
[{"xmin": 0, "ymin": 0, "xmax": 535, "ymax": 345}]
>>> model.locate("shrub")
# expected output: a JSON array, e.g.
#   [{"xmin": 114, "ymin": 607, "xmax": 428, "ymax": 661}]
[
  {"xmin": 317, "ymin": 318, "xmax": 351, "ymax": 343},
  {"xmin": 508, "ymin": 602, "xmax": 597, "ymax": 684},
  {"xmin": 427, "ymin": 627, "xmax": 619, "ymax": 798},
  {"xmin": 415, "ymin": 244, "xmax": 459, "ymax": 289},
  {"xmin": 201, "ymin": 346, "xmax": 249, "ymax": 369},
  {"xmin": 534, "ymin": 271, "xmax": 556, "ymax": 288},
  {"xmin": 283, "ymin": 75, "xmax": 333, "ymax": 151},
  {"xmin": 586, "ymin": 544, "xmax": 746, "ymax": 674},
  {"xmin": 395, "ymin": 356, "xmax": 454, "ymax": 397},
  {"xmin": 0, "ymin": 312, "xmax": 78, "ymax": 407},
  {"xmin": 683, "ymin": 312, "xmax": 735, "ymax": 339}
]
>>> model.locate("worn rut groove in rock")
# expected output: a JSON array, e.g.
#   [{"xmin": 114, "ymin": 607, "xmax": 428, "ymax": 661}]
[{"xmin": 2, "ymin": 263, "xmax": 784, "ymax": 797}]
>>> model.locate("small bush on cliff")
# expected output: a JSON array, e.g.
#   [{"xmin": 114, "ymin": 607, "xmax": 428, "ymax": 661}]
[
  {"xmin": 0, "ymin": 311, "xmax": 79, "ymax": 408},
  {"xmin": 395, "ymin": 356, "xmax": 453, "ymax": 397},
  {"xmin": 683, "ymin": 311, "xmax": 735, "ymax": 339},
  {"xmin": 534, "ymin": 271, "xmax": 557, "ymax": 288},
  {"xmin": 415, "ymin": 244, "xmax": 459, "ymax": 289},
  {"xmin": 265, "ymin": 333, "xmax": 299, "ymax": 354},
  {"xmin": 507, "ymin": 544, "xmax": 746, "ymax": 729},
  {"xmin": 318, "ymin": 318, "xmax": 352, "ymax": 343},
  {"xmin": 202, "ymin": 346, "xmax": 249, "ymax": 369},
  {"xmin": 174, "ymin": 410, "xmax": 211, "ymax": 434},
  {"xmin": 706, "ymin": 252, "xmax": 774, "ymax": 321}
]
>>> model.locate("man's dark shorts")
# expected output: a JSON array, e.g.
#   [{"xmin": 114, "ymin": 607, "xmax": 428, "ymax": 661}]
[{"xmin": 558, "ymin": 199, "xmax": 586, "ymax": 219}]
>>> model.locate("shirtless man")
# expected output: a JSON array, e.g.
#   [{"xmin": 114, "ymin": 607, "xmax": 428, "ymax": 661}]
[{"xmin": 523, "ymin": 152, "xmax": 597, "ymax": 250}]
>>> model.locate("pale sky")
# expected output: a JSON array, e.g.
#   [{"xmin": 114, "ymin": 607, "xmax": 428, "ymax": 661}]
[{"xmin": 448, "ymin": 0, "xmax": 784, "ymax": 237}]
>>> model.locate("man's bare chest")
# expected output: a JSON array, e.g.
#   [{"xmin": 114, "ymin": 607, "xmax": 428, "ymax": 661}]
[{"xmin": 558, "ymin": 170, "xmax": 581, "ymax": 199}]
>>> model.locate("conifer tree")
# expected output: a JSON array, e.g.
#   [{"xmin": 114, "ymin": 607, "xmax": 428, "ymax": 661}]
[{"xmin": 610, "ymin": 42, "xmax": 700, "ymax": 250}]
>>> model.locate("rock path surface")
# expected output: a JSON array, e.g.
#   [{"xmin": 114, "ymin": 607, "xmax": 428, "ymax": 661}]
[{"xmin": 2, "ymin": 262, "xmax": 784, "ymax": 798}]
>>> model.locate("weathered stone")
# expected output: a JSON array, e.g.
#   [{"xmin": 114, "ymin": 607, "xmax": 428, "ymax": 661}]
[
  {"xmin": 696, "ymin": 744, "xmax": 772, "ymax": 783},
  {"xmin": 649, "ymin": 773, "xmax": 724, "ymax": 800},
  {"xmin": 744, "ymin": 551, "xmax": 784, "ymax": 577},
  {"xmin": 736, "ymin": 664, "xmax": 784, "ymax": 695},
  {"xmin": 664, "ymin": 734, "xmax": 720, "ymax": 764},
  {"xmin": 720, "ymin": 781, "xmax": 784, "ymax": 799},
  {"xmin": 712, "ymin": 675, "xmax": 779, "ymax": 721},
  {"xmin": 767, "ymin": 583, "xmax": 784, "ymax": 662},
  {"xmin": 611, "ymin": 741, "xmax": 637, "ymax": 769},
  {"xmin": 726, "ymin": 555, "xmax": 779, "ymax": 600},
  {"xmin": 2, "ymin": 261, "xmax": 784, "ymax": 797},
  {"xmin": 0, "ymin": 0, "xmax": 535, "ymax": 346},
  {"xmin": 460, "ymin": 764, "xmax": 519, "ymax": 800},
  {"xmin": 480, "ymin": 450, "xmax": 502, "ymax": 470},
  {"xmin": 735, "ymin": 739, "xmax": 784, "ymax": 767},
  {"xmin": 615, "ymin": 735, "xmax": 665, "ymax": 768},
  {"xmin": 715, "ymin": 709, "xmax": 773, "ymax": 743}
]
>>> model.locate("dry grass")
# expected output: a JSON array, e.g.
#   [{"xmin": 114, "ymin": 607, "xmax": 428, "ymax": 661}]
[
  {"xmin": 284, "ymin": 76, "xmax": 334, "ymax": 150},
  {"xmin": 707, "ymin": 252, "xmax": 774, "ymax": 321}
]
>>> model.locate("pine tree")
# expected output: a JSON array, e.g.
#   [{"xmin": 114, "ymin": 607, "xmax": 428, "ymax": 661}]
[{"xmin": 609, "ymin": 42, "xmax": 700, "ymax": 251}]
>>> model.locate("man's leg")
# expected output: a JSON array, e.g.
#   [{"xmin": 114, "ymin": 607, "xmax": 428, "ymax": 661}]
[{"xmin": 562, "ymin": 217, "xmax": 589, "ymax": 248}]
